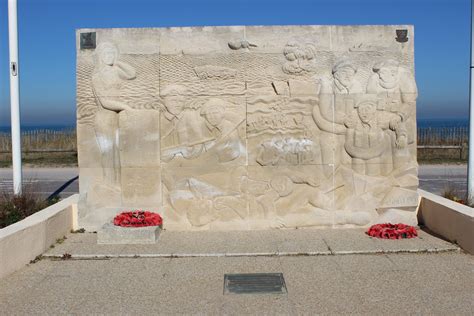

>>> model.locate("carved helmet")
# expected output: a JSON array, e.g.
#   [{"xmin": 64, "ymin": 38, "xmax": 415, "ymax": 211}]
[
  {"xmin": 332, "ymin": 59, "xmax": 357, "ymax": 74},
  {"xmin": 372, "ymin": 59, "xmax": 400, "ymax": 72}
]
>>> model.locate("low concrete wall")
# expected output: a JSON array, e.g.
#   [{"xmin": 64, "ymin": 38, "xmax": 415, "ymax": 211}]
[
  {"xmin": 418, "ymin": 189, "xmax": 474, "ymax": 254},
  {"xmin": 417, "ymin": 145, "xmax": 468, "ymax": 162},
  {"xmin": 0, "ymin": 194, "xmax": 79, "ymax": 279}
]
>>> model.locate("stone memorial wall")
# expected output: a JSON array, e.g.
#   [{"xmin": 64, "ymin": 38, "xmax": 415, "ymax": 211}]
[{"xmin": 76, "ymin": 26, "xmax": 418, "ymax": 231}]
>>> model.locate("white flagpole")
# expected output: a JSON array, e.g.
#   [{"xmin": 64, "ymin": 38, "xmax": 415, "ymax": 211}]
[
  {"xmin": 8, "ymin": 0, "xmax": 22, "ymax": 195},
  {"xmin": 468, "ymin": 0, "xmax": 474, "ymax": 204}
]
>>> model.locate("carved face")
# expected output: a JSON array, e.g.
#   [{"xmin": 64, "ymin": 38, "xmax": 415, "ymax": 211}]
[
  {"xmin": 357, "ymin": 103, "xmax": 376, "ymax": 124},
  {"xmin": 164, "ymin": 96, "xmax": 185, "ymax": 116},
  {"xmin": 378, "ymin": 66, "xmax": 399, "ymax": 85},
  {"xmin": 100, "ymin": 47, "xmax": 117, "ymax": 66},
  {"xmin": 334, "ymin": 67, "xmax": 355, "ymax": 87},
  {"xmin": 203, "ymin": 106, "xmax": 224, "ymax": 127}
]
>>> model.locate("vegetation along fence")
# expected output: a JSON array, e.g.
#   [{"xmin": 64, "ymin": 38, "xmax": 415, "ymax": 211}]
[
  {"xmin": 0, "ymin": 126, "xmax": 469, "ymax": 153},
  {"xmin": 0, "ymin": 129, "xmax": 77, "ymax": 153},
  {"xmin": 417, "ymin": 126, "xmax": 468, "ymax": 146}
]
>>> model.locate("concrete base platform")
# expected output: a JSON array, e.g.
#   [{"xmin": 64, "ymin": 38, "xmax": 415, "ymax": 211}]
[
  {"xmin": 97, "ymin": 223, "xmax": 161, "ymax": 245},
  {"xmin": 45, "ymin": 228, "xmax": 459, "ymax": 258},
  {"xmin": 3, "ymin": 252, "xmax": 473, "ymax": 314}
]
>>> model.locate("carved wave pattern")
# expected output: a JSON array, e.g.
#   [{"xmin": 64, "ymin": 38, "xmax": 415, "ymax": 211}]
[
  {"xmin": 77, "ymin": 54, "xmax": 160, "ymax": 124},
  {"xmin": 77, "ymin": 54, "xmax": 158, "ymax": 98},
  {"xmin": 76, "ymin": 97, "xmax": 97, "ymax": 125},
  {"xmin": 76, "ymin": 59, "xmax": 95, "ymax": 99},
  {"xmin": 160, "ymin": 54, "xmax": 247, "ymax": 95},
  {"xmin": 247, "ymin": 97, "xmax": 314, "ymax": 137}
]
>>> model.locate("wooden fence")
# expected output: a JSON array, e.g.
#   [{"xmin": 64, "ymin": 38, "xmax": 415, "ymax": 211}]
[
  {"xmin": 417, "ymin": 126, "xmax": 468, "ymax": 146},
  {"xmin": 0, "ymin": 129, "xmax": 76, "ymax": 153},
  {"xmin": 0, "ymin": 126, "xmax": 469, "ymax": 153}
]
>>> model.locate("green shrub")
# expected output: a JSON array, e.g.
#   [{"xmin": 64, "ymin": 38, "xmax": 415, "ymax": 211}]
[{"xmin": 0, "ymin": 185, "xmax": 60, "ymax": 228}]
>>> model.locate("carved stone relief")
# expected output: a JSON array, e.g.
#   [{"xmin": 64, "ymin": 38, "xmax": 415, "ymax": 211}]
[
  {"xmin": 282, "ymin": 41, "xmax": 317, "ymax": 75},
  {"xmin": 77, "ymin": 26, "xmax": 418, "ymax": 231},
  {"xmin": 160, "ymin": 54, "xmax": 246, "ymax": 96},
  {"xmin": 159, "ymin": 95, "xmax": 246, "ymax": 165},
  {"xmin": 247, "ymin": 95, "xmax": 320, "ymax": 167}
]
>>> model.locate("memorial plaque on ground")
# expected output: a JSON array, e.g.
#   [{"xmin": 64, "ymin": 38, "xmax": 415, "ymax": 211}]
[{"xmin": 76, "ymin": 25, "xmax": 418, "ymax": 231}]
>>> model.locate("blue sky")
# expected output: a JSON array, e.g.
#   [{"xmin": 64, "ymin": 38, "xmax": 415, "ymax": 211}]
[{"xmin": 0, "ymin": 0, "xmax": 471, "ymax": 126}]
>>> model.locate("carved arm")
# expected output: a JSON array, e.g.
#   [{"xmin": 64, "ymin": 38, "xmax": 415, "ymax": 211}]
[
  {"xmin": 116, "ymin": 61, "xmax": 137, "ymax": 80},
  {"xmin": 312, "ymin": 103, "xmax": 346, "ymax": 135},
  {"xmin": 92, "ymin": 83, "xmax": 131, "ymax": 112}
]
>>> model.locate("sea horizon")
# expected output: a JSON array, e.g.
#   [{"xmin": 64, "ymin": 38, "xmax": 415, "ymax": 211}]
[{"xmin": 0, "ymin": 118, "xmax": 470, "ymax": 133}]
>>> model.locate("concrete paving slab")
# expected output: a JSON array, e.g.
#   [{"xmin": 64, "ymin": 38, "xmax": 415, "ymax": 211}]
[
  {"xmin": 279, "ymin": 256, "xmax": 340, "ymax": 275},
  {"xmin": 0, "ymin": 262, "xmax": 52, "ymax": 298},
  {"xmin": 219, "ymin": 295, "xmax": 291, "ymax": 315},
  {"xmin": 46, "ymin": 233, "xmax": 127, "ymax": 256},
  {"xmin": 216, "ymin": 256, "xmax": 285, "ymax": 275},
  {"xmin": 280, "ymin": 257, "xmax": 361, "ymax": 314},
  {"xmin": 276, "ymin": 229, "xmax": 331, "ymax": 254},
  {"xmin": 347, "ymin": 269, "xmax": 473, "ymax": 315},
  {"xmin": 70, "ymin": 294, "xmax": 167, "ymax": 315},
  {"xmin": 42, "ymin": 228, "xmax": 459, "ymax": 259},
  {"xmin": 371, "ymin": 230, "xmax": 440, "ymax": 253},
  {"xmin": 321, "ymin": 228, "xmax": 384, "ymax": 254},
  {"xmin": 347, "ymin": 270, "xmax": 433, "ymax": 313},
  {"xmin": 150, "ymin": 230, "xmax": 284, "ymax": 255},
  {"xmin": 1, "ymin": 253, "xmax": 473, "ymax": 315},
  {"xmin": 435, "ymin": 252, "xmax": 474, "ymax": 272},
  {"xmin": 333, "ymin": 253, "xmax": 398, "ymax": 272},
  {"xmin": 387, "ymin": 252, "xmax": 456, "ymax": 271}
]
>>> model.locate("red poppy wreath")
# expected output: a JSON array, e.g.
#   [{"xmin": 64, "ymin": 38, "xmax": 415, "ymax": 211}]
[
  {"xmin": 113, "ymin": 211, "xmax": 163, "ymax": 228},
  {"xmin": 366, "ymin": 223, "xmax": 417, "ymax": 239}
]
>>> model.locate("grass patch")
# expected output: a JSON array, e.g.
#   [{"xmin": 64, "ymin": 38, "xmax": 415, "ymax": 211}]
[
  {"xmin": 0, "ymin": 183, "xmax": 61, "ymax": 229},
  {"xmin": 29, "ymin": 255, "xmax": 43, "ymax": 264},
  {"xmin": 0, "ymin": 152, "xmax": 77, "ymax": 168},
  {"xmin": 417, "ymin": 158, "xmax": 467, "ymax": 165},
  {"xmin": 441, "ymin": 182, "xmax": 467, "ymax": 205},
  {"xmin": 56, "ymin": 236, "xmax": 67, "ymax": 244}
]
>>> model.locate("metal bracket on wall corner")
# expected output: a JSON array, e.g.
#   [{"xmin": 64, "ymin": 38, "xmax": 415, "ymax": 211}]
[
  {"xmin": 80, "ymin": 32, "xmax": 96, "ymax": 50},
  {"xmin": 396, "ymin": 29, "xmax": 408, "ymax": 43}
]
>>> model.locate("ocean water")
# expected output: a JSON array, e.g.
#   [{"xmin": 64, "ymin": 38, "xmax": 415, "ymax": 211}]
[
  {"xmin": 0, "ymin": 125, "xmax": 75, "ymax": 133},
  {"xmin": 417, "ymin": 118, "xmax": 468, "ymax": 128},
  {"xmin": 0, "ymin": 119, "xmax": 469, "ymax": 133}
]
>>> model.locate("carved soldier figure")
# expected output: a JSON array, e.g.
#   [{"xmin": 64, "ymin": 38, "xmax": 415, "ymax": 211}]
[
  {"xmin": 344, "ymin": 100, "xmax": 388, "ymax": 176},
  {"xmin": 160, "ymin": 85, "xmax": 212, "ymax": 161},
  {"xmin": 313, "ymin": 60, "xmax": 363, "ymax": 177},
  {"xmin": 366, "ymin": 59, "xmax": 417, "ymax": 170},
  {"xmin": 200, "ymin": 98, "xmax": 243, "ymax": 163},
  {"xmin": 330, "ymin": 60, "xmax": 364, "ymax": 95},
  {"xmin": 319, "ymin": 60, "xmax": 364, "ymax": 124},
  {"xmin": 92, "ymin": 42, "xmax": 136, "ymax": 187}
]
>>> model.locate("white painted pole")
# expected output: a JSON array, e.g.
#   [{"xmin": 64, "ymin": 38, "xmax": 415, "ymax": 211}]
[
  {"xmin": 468, "ymin": 0, "xmax": 474, "ymax": 204},
  {"xmin": 8, "ymin": 0, "xmax": 22, "ymax": 195}
]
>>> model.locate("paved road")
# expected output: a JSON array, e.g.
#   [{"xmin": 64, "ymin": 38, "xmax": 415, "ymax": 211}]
[
  {"xmin": 0, "ymin": 168, "xmax": 78, "ymax": 198},
  {"xmin": 418, "ymin": 164, "xmax": 467, "ymax": 197},
  {"xmin": 0, "ymin": 164, "xmax": 469, "ymax": 198}
]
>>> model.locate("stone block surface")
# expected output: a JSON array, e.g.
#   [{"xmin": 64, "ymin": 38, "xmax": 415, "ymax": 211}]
[
  {"xmin": 97, "ymin": 223, "xmax": 161, "ymax": 245},
  {"xmin": 77, "ymin": 25, "xmax": 418, "ymax": 231}
]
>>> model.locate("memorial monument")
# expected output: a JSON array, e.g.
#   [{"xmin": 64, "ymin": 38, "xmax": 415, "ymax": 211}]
[{"xmin": 76, "ymin": 25, "xmax": 418, "ymax": 231}]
